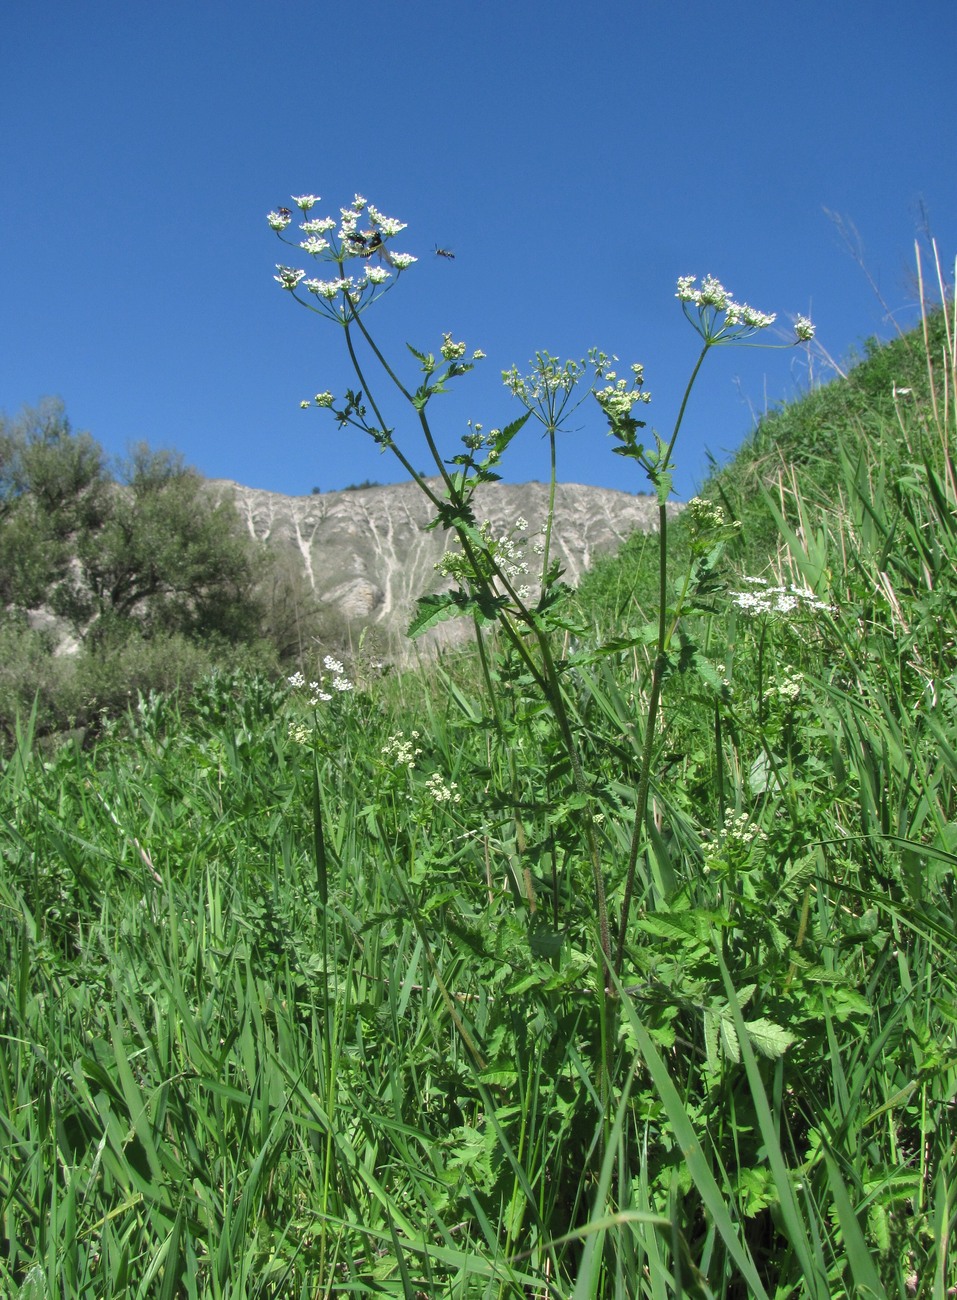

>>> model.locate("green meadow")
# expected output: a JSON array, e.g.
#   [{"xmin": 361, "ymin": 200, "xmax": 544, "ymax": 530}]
[{"xmin": 1, "ymin": 239, "xmax": 956, "ymax": 1296}]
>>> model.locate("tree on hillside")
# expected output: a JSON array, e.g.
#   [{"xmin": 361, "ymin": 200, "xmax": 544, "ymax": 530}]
[
  {"xmin": 0, "ymin": 400, "xmax": 265, "ymax": 651},
  {"xmin": 0, "ymin": 400, "xmax": 111, "ymax": 609}
]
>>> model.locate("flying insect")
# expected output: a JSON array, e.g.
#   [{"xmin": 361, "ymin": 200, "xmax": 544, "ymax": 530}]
[{"xmin": 366, "ymin": 230, "xmax": 395, "ymax": 266}]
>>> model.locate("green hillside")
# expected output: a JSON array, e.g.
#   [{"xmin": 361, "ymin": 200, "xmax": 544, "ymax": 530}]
[{"xmin": 1, "ymin": 277, "xmax": 955, "ymax": 1296}]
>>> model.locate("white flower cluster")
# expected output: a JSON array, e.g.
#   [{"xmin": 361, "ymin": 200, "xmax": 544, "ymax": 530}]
[
  {"xmin": 676, "ymin": 276, "xmax": 815, "ymax": 344},
  {"xmin": 731, "ymin": 577, "xmax": 835, "ymax": 617},
  {"xmin": 381, "ymin": 730, "xmax": 423, "ymax": 769},
  {"xmin": 705, "ymin": 810, "xmax": 768, "ymax": 867},
  {"xmin": 435, "ymin": 516, "xmax": 536, "ymax": 590},
  {"xmin": 440, "ymin": 333, "xmax": 468, "ymax": 362},
  {"xmin": 425, "ymin": 772, "xmax": 461, "ymax": 804},
  {"xmin": 460, "ymin": 421, "xmax": 501, "ymax": 455},
  {"xmin": 676, "ymin": 275, "xmax": 776, "ymax": 330},
  {"xmin": 794, "ymin": 316, "xmax": 815, "ymax": 342},
  {"xmin": 287, "ymin": 720, "xmax": 313, "ymax": 746},
  {"xmin": 720, "ymin": 810, "xmax": 768, "ymax": 849},
  {"xmin": 722, "ymin": 811, "xmax": 764, "ymax": 852},
  {"xmin": 763, "ymin": 667, "xmax": 804, "ymax": 703},
  {"xmin": 323, "ymin": 654, "xmax": 354, "ymax": 693},
  {"xmin": 593, "ymin": 364, "xmax": 652, "ymax": 423},
  {"xmin": 503, "ymin": 350, "xmax": 617, "ymax": 405},
  {"xmin": 686, "ymin": 496, "xmax": 733, "ymax": 532},
  {"xmin": 301, "ymin": 391, "xmax": 335, "ymax": 410},
  {"xmin": 286, "ymin": 657, "xmax": 354, "ymax": 703},
  {"xmin": 268, "ymin": 192, "xmax": 416, "ymax": 322},
  {"xmin": 493, "ymin": 528, "xmax": 529, "ymax": 583}
]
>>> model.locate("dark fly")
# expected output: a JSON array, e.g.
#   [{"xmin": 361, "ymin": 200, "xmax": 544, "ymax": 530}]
[{"xmin": 366, "ymin": 230, "xmax": 394, "ymax": 267}]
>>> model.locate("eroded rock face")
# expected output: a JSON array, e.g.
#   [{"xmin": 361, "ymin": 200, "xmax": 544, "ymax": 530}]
[{"xmin": 211, "ymin": 477, "xmax": 674, "ymax": 646}]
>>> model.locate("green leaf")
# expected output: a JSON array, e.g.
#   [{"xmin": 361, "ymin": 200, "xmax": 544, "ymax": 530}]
[
  {"xmin": 744, "ymin": 1017, "xmax": 797, "ymax": 1059},
  {"xmin": 407, "ymin": 591, "xmax": 470, "ymax": 638},
  {"xmin": 491, "ymin": 411, "xmax": 531, "ymax": 457}
]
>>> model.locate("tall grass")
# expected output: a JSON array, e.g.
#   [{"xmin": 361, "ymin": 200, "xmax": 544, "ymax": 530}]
[{"xmin": 1, "ymin": 252, "xmax": 956, "ymax": 1296}]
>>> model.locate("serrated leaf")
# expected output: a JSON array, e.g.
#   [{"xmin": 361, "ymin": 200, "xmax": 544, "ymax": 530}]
[
  {"xmin": 406, "ymin": 342, "xmax": 434, "ymax": 367},
  {"xmin": 492, "ymin": 411, "xmax": 531, "ymax": 456},
  {"xmin": 744, "ymin": 1017, "xmax": 797, "ymax": 1059},
  {"xmin": 719, "ymin": 1015, "xmax": 741, "ymax": 1063},
  {"xmin": 407, "ymin": 592, "xmax": 467, "ymax": 638},
  {"xmin": 636, "ymin": 914, "xmax": 699, "ymax": 942},
  {"xmin": 704, "ymin": 1009, "xmax": 720, "ymax": 1074}
]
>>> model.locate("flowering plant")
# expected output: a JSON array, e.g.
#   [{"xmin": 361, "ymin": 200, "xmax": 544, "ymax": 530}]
[{"xmin": 268, "ymin": 191, "xmax": 816, "ymax": 979}]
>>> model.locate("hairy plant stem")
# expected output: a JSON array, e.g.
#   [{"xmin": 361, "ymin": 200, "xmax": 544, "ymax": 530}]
[
  {"xmin": 344, "ymin": 313, "xmax": 614, "ymax": 969},
  {"xmin": 614, "ymin": 343, "xmax": 710, "ymax": 974},
  {"xmin": 473, "ymin": 615, "xmax": 535, "ymax": 910},
  {"xmin": 540, "ymin": 427, "xmax": 557, "ymax": 583}
]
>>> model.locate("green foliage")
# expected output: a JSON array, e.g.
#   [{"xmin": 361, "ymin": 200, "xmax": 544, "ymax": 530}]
[
  {"xmin": 3, "ymin": 235, "xmax": 956, "ymax": 1292},
  {"xmin": 0, "ymin": 403, "xmax": 277, "ymax": 743}
]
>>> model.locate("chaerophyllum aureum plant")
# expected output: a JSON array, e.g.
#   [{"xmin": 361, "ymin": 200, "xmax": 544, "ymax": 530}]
[{"xmin": 268, "ymin": 192, "xmax": 815, "ymax": 992}]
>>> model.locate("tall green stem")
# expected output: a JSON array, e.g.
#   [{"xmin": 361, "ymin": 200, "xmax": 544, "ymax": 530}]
[
  {"xmin": 614, "ymin": 342, "xmax": 711, "ymax": 973},
  {"xmin": 342, "ymin": 310, "xmax": 612, "ymax": 966}
]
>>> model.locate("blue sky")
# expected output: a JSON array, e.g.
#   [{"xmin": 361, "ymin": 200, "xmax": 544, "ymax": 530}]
[{"xmin": 2, "ymin": 1, "xmax": 953, "ymax": 501}]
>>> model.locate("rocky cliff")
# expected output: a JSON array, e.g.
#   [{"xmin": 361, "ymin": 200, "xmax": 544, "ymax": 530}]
[{"xmin": 212, "ymin": 477, "xmax": 672, "ymax": 649}]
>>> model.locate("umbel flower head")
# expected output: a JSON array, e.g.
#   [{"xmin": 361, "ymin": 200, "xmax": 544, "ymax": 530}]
[
  {"xmin": 503, "ymin": 350, "xmax": 624, "ymax": 433},
  {"xmin": 268, "ymin": 192, "xmax": 417, "ymax": 324},
  {"xmin": 676, "ymin": 275, "xmax": 814, "ymax": 346}
]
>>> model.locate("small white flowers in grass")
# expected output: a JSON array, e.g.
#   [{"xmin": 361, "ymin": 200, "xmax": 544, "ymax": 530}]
[
  {"xmin": 721, "ymin": 810, "xmax": 768, "ymax": 849},
  {"xmin": 321, "ymin": 655, "xmax": 354, "ymax": 692},
  {"xmin": 381, "ymin": 731, "xmax": 423, "ymax": 768},
  {"xmin": 764, "ymin": 667, "xmax": 804, "ymax": 704},
  {"xmin": 731, "ymin": 580, "xmax": 835, "ymax": 617},
  {"xmin": 425, "ymin": 772, "xmax": 461, "ymax": 804},
  {"xmin": 287, "ymin": 721, "xmax": 313, "ymax": 745},
  {"xmin": 286, "ymin": 656, "xmax": 353, "ymax": 702},
  {"xmin": 704, "ymin": 809, "xmax": 769, "ymax": 874}
]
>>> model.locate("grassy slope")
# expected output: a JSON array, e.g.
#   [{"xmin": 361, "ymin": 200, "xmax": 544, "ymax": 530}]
[{"xmin": 1, "ymin": 305, "xmax": 956, "ymax": 1296}]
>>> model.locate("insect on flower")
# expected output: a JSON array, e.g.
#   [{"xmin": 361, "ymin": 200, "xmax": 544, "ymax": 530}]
[
  {"xmin": 366, "ymin": 230, "xmax": 394, "ymax": 267},
  {"xmin": 434, "ymin": 245, "xmax": 455, "ymax": 260},
  {"xmin": 345, "ymin": 230, "xmax": 368, "ymax": 248},
  {"xmin": 277, "ymin": 207, "xmax": 292, "ymax": 220}
]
